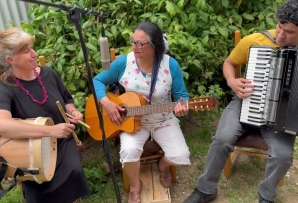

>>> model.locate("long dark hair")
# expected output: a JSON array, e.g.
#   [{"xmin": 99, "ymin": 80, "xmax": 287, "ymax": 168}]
[{"xmin": 134, "ymin": 21, "xmax": 167, "ymax": 73}]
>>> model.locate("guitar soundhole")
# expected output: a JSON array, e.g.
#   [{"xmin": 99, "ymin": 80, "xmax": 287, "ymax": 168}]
[{"xmin": 120, "ymin": 108, "xmax": 127, "ymax": 119}]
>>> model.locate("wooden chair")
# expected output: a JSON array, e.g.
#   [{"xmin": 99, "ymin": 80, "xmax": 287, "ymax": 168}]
[
  {"xmin": 223, "ymin": 30, "xmax": 285, "ymax": 186},
  {"xmin": 39, "ymin": 55, "xmax": 46, "ymax": 66},
  {"xmin": 109, "ymin": 48, "xmax": 177, "ymax": 192}
]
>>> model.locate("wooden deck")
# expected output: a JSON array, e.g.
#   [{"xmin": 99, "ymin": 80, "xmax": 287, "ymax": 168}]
[{"xmin": 140, "ymin": 163, "xmax": 171, "ymax": 203}]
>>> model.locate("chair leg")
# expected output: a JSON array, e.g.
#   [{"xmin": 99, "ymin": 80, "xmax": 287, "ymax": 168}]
[
  {"xmin": 224, "ymin": 152, "xmax": 233, "ymax": 178},
  {"xmin": 170, "ymin": 166, "xmax": 176, "ymax": 183},
  {"xmin": 122, "ymin": 168, "xmax": 130, "ymax": 193},
  {"xmin": 18, "ymin": 182, "xmax": 25, "ymax": 200},
  {"xmin": 278, "ymin": 177, "xmax": 285, "ymax": 187},
  {"xmin": 223, "ymin": 150, "xmax": 285, "ymax": 187}
]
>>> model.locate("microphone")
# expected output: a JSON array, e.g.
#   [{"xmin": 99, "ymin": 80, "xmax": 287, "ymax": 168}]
[
  {"xmin": 99, "ymin": 37, "xmax": 110, "ymax": 70},
  {"xmin": 99, "ymin": 23, "xmax": 110, "ymax": 70}
]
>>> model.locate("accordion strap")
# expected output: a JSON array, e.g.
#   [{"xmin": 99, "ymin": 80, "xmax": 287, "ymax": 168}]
[{"xmin": 260, "ymin": 30, "xmax": 276, "ymax": 43}]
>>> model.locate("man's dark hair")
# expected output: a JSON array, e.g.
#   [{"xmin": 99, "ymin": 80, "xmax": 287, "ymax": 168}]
[{"xmin": 276, "ymin": 0, "xmax": 298, "ymax": 26}]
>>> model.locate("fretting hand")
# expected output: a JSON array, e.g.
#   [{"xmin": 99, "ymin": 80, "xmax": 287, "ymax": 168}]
[{"xmin": 174, "ymin": 97, "xmax": 188, "ymax": 117}]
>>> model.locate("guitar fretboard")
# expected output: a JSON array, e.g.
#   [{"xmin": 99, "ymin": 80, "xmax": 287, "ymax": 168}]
[{"xmin": 126, "ymin": 101, "xmax": 185, "ymax": 116}]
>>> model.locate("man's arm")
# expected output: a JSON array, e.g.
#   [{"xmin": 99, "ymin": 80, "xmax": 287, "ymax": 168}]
[
  {"xmin": 223, "ymin": 56, "xmax": 253, "ymax": 99},
  {"xmin": 223, "ymin": 56, "xmax": 237, "ymax": 85}
]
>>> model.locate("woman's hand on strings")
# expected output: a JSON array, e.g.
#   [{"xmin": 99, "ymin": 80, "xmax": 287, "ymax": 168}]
[{"xmin": 100, "ymin": 97, "xmax": 125, "ymax": 126}]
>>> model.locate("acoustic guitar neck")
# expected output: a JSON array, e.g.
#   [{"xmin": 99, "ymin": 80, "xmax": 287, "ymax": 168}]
[{"xmin": 126, "ymin": 101, "xmax": 185, "ymax": 116}]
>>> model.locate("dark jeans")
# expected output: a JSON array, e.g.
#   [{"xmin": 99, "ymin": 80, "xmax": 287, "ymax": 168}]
[{"xmin": 196, "ymin": 96, "xmax": 295, "ymax": 201}]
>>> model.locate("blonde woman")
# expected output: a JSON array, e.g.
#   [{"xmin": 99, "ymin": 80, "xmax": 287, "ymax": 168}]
[{"xmin": 0, "ymin": 28, "xmax": 90, "ymax": 203}]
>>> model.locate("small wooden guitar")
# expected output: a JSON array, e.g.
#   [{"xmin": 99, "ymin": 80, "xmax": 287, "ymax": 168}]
[{"xmin": 85, "ymin": 92, "xmax": 219, "ymax": 141}]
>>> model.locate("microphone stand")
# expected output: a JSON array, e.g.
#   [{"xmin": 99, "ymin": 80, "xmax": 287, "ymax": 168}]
[{"xmin": 17, "ymin": 1, "xmax": 121, "ymax": 202}]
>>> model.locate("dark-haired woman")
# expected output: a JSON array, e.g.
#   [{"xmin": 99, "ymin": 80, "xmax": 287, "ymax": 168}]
[{"xmin": 93, "ymin": 21, "xmax": 191, "ymax": 203}]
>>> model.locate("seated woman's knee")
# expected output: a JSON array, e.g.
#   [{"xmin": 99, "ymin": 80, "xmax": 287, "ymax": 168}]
[
  {"xmin": 166, "ymin": 148, "xmax": 190, "ymax": 164},
  {"xmin": 120, "ymin": 146, "xmax": 143, "ymax": 160}
]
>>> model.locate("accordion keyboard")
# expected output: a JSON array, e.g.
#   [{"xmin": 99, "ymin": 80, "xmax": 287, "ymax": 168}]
[
  {"xmin": 239, "ymin": 46, "xmax": 298, "ymax": 135},
  {"xmin": 240, "ymin": 46, "xmax": 274, "ymax": 126}
]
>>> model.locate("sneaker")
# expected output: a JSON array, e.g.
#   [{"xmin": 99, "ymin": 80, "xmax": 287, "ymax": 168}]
[
  {"xmin": 183, "ymin": 188, "xmax": 217, "ymax": 203},
  {"xmin": 259, "ymin": 195, "xmax": 274, "ymax": 203}
]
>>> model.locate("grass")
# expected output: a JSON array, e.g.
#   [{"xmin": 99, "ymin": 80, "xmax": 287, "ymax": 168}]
[
  {"xmin": 0, "ymin": 185, "xmax": 23, "ymax": 203},
  {"xmin": 2, "ymin": 113, "xmax": 298, "ymax": 203}
]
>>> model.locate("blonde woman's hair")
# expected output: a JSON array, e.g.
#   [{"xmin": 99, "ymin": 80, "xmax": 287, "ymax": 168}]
[{"xmin": 0, "ymin": 27, "xmax": 34, "ymax": 84}]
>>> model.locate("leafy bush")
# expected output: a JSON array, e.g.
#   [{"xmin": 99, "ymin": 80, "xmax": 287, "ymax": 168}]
[
  {"xmin": 83, "ymin": 167, "xmax": 108, "ymax": 195},
  {"xmin": 21, "ymin": 0, "xmax": 284, "ymax": 136},
  {"xmin": 0, "ymin": 0, "xmax": 283, "ymax": 197}
]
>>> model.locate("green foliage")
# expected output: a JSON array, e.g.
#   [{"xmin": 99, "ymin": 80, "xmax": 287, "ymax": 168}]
[
  {"xmin": 20, "ymin": 0, "xmax": 285, "ymax": 135},
  {"xmin": 83, "ymin": 167, "xmax": 108, "ymax": 195},
  {"xmin": 0, "ymin": 184, "xmax": 24, "ymax": 203}
]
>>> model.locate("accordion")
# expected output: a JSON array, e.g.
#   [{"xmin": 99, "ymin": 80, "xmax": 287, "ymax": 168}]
[{"xmin": 240, "ymin": 46, "xmax": 298, "ymax": 135}]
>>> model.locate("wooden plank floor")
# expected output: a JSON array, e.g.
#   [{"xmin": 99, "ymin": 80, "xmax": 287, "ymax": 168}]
[{"xmin": 140, "ymin": 163, "xmax": 171, "ymax": 203}]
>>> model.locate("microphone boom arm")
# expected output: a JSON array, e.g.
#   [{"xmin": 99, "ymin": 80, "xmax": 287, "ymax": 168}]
[{"xmin": 18, "ymin": 0, "xmax": 108, "ymax": 18}]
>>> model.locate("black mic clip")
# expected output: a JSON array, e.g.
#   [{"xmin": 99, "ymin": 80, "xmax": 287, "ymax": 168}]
[{"xmin": 65, "ymin": 5, "xmax": 81, "ymax": 25}]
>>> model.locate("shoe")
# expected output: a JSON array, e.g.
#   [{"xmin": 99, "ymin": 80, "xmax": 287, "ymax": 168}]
[
  {"xmin": 183, "ymin": 188, "xmax": 217, "ymax": 203},
  {"xmin": 128, "ymin": 180, "xmax": 143, "ymax": 203},
  {"xmin": 259, "ymin": 194, "xmax": 274, "ymax": 203},
  {"xmin": 157, "ymin": 158, "xmax": 172, "ymax": 188}
]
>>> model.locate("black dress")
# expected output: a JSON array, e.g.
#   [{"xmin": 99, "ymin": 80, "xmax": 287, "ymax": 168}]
[{"xmin": 0, "ymin": 66, "xmax": 91, "ymax": 203}]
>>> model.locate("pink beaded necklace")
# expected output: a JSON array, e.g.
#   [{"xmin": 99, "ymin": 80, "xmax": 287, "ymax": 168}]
[{"xmin": 11, "ymin": 69, "xmax": 48, "ymax": 105}]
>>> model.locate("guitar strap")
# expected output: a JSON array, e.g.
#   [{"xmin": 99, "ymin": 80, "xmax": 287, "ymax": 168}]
[
  {"xmin": 260, "ymin": 30, "xmax": 298, "ymax": 49},
  {"xmin": 108, "ymin": 57, "xmax": 160, "ymax": 104},
  {"xmin": 260, "ymin": 30, "xmax": 276, "ymax": 43},
  {"xmin": 108, "ymin": 81, "xmax": 120, "ymax": 94}
]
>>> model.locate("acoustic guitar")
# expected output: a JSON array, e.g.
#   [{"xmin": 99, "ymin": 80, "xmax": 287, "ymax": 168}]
[{"xmin": 85, "ymin": 92, "xmax": 219, "ymax": 141}]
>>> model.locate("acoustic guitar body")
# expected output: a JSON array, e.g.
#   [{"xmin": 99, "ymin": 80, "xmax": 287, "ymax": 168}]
[{"xmin": 85, "ymin": 92, "xmax": 146, "ymax": 140}]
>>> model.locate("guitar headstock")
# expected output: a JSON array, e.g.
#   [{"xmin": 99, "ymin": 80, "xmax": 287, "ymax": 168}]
[{"xmin": 187, "ymin": 96, "xmax": 219, "ymax": 111}]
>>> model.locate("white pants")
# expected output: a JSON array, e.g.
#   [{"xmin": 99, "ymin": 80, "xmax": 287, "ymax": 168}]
[{"xmin": 119, "ymin": 124, "xmax": 191, "ymax": 165}]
